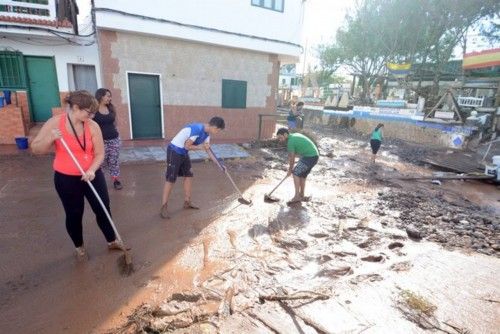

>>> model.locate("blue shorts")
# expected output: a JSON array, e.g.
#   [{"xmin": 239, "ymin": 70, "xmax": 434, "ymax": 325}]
[
  {"xmin": 287, "ymin": 120, "xmax": 297, "ymax": 129},
  {"xmin": 293, "ymin": 156, "xmax": 318, "ymax": 178}
]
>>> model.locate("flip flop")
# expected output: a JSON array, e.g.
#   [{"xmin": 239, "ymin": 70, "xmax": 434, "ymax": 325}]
[
  {"xmin": 301, "ymin": 196, "xmax": 312, "ymax": 202},
  {"xmin": 183, "ymin": 201, "xmax": 200, "ymax": 210},
  {"xmin": 75, "ymin": 247, "xmax": 89, "ymax": 262},
  {"xmin": 286, "ymin": 198, "xmax": 302, "ymax": 206},
  {"xmin": 108, "ymin": 240, "xmax": 131, "ymax": 251}
]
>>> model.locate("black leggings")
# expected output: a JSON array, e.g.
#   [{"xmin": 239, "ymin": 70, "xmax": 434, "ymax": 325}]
[{"xmin": 54, "ymin": 169, "xmax": 116, "ymax": 248}]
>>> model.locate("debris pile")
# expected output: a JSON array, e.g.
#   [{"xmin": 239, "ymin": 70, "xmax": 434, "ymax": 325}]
[{"xmin": 377, "ymin": 191, "xmax": 500, "ymax": 256}]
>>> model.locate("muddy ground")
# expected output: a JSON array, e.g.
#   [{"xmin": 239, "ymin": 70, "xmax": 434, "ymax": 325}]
[{"xmin": 0, "ymin": 125, "xmax": 499, "ymax": 333}]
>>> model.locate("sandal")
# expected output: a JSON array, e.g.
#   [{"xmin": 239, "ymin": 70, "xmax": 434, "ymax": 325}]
[
  {"xmin": 108, "ymin": 240, "xmax": 126, "ymax": 251},
  {"xmin": 160, "ymin": 203, "xmax": 170, "ymax": 219},
  {"xmin": 301, "ymin": 196, "xmax": 312, "ymax": 202},
  {"xmin": 75, "ymin": 247, "xmax": 88, "ymax": 261},
  {"xmin": 286, "ymin": 198, "xmax": 302, "ymax": 206},
  {"xmin": 183, "ymin": 201, "xmax": 200, "ymax": 210}
]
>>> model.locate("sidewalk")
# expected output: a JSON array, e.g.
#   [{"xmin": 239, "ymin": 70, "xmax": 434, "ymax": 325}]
[
  {"xmin": 0, "ymin": 143, "xmax": 250, "ymax": 163},
  {"xmin": 119, "ymin": 143, "xmax": 250, "ymax": 163}
]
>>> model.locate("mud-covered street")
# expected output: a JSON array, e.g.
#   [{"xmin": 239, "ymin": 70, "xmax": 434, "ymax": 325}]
[{"xmin": 1, "ymin": 126, "xmax": 499, "ymax": 334}]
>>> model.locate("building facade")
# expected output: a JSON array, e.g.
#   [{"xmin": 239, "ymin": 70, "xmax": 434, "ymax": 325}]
[
  {"xmin": 94, "ymin": 0, "xmax": 304, "ymax": 142},
  {"xmin": 0, "ymin": 0, "xmax": 98, "ymax": 144}
]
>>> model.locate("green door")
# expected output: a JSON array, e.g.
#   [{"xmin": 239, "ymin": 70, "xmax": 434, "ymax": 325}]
[
  {"xmin": 25, "ymin": 56, "xmax": 60, "ymax": 122},
  {"xmin": 128, "ymin": 73, "xmax": 162, "ymax": 139}
]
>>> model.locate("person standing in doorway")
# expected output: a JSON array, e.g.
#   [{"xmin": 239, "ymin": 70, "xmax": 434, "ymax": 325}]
[
  {"xmin": 31, "ymin": 90, "xmax": 122, "ymax": 260},
  {"xmin": 370, "ymin": 123, "xmax": 384, "ymax": 163},
  {"xmin": 276, "ymin": 128, "xmax": 319, "ymax": 205},
  {"xmin": 94, "ymin": 88, "xmax": 123, "ymax": 190},
  {"xmin": 160, "ymin": 117, "xmax": 226, "ymax": 219}
]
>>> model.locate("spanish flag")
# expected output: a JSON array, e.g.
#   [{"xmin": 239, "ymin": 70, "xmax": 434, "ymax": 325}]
[{"xmin": 463, "ymin": 48, "xmax": 500, "ymax": 70}]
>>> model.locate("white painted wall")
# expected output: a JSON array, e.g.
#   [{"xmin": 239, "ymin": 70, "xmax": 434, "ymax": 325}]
[
  {"xmin": 0, "ymin": 0, "xmax": 56, "ymax": 20},
  {"xmin": 94, "ymin": 0, "xmax": 304, "ymax": 60},
  {"xmin": 0, "ymin": 37, "xmax": 101, "ymax": 91}
]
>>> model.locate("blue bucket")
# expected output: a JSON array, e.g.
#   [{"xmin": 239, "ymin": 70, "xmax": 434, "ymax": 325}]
[
  {"xmin": 3, "ymin": 90, "xmax": 11, "ymax": 104},
  {"xmin": 15, "ymin": 137, "xmax": 29, "ymax": 150}
]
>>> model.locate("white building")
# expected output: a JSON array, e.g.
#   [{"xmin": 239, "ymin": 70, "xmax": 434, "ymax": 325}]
[
  {"xmin": 0, "ymin": 0, "xmax": 99, "ymax": 135},
  {"xmin": 93, "ymin": 0, "xmax": 305, "ymax": 141}
]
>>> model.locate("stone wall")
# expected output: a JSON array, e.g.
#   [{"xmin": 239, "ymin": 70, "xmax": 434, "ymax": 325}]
[{"xmin": 305, "ymin": 109, "xmax": 474, "ymax": 149}]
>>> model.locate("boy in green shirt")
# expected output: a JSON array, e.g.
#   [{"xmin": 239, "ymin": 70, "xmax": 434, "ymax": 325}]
[{"xmin": 276, "ymin": 128, "xmax": 319, "ymax": 205}]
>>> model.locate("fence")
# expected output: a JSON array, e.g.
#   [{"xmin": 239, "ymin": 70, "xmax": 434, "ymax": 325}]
[{"xmin": 457, "ymin": 96, "xmax": 484, "ymax": 108}]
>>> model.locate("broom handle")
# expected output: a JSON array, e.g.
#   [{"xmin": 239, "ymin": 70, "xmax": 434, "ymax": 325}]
[
  {"xmin": 267, "ymin": 175, "xmax": 288, "ymax": 196},
  {"xmin": 208, "ymin": 147, "xmax": 245, "ymax": 197},
  {"xmin": 59, "ymin": 137, "xmax": 123, "ymax": 243}
]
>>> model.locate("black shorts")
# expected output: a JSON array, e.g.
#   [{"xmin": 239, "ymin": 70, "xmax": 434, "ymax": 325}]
[
  {"xmin": 370, "ymin": 139, "xmax": 381, "ymax": 154},
  {"xmin": 293, "ymin": 156, "xmax": 318, "ymax": 178},
  {"xmin": 165, "ymin": 146, "xmax": 193, "ymax": 183}
]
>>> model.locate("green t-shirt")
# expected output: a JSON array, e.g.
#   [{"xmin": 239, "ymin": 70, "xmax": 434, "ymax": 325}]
[
  {"xmin": 371, "ymin": 128, "xmax": 383, "ymax": 141},
  {"xmin": 287, "ymin": 133, "xmax": 319, "ymax": 157}
]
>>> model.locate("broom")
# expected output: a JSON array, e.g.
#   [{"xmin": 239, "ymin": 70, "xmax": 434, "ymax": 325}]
[
  {"xmin": 59, "ymin": 137, "xmax": 134, "ymax": 276},
  {"xmin": 208, "ymin": 147, "xmax": 252, "ymax": 205}
]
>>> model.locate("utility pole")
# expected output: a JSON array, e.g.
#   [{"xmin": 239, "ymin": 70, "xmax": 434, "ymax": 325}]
[{"xmin": 301, "ymin": 39, "xmax": 308, "ymax": 97}]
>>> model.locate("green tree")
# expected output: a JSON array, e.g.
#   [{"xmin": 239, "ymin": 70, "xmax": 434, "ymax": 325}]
[{"xmin": 319, "ymin": 0, "xmax": 499, "ymax": 101}]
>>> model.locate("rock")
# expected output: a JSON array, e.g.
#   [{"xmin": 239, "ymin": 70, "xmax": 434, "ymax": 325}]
[
  {"xmin": 317, "ymin": 255, "xmax": 333, "ymax": 264},
  {"xmin": 390, "ymin": 261, "xmax": 412, "ymax": 272},
  {"xmin": 316, "ymin": 266, "xmax": 353, "ymax": 278},
  {"xmin": 406, "ymin": 226, "xmax": 423, "ymax": 240},
  {"xmin": 388, "ymin": 242, "xmax": 404, "ymax": 249},
  {"xmin": 472, "ymin": 231, "xmax": 485, "ymax": 239},
  {"xmin": 478, "ymin": 249, "xmax": 494, "ymax": 255},
  {"xmin": 361, "ymin": 255, "xmax": 384, "ymax": 262},
  {"xmin": 169, "ymin": 292, "xmax": 202, "ymax": 303}
]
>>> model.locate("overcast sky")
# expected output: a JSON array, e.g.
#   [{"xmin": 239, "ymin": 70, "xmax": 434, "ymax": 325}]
[{"xmin": 298, "ymin": 0, "xmax": 355, "ymax": 73}]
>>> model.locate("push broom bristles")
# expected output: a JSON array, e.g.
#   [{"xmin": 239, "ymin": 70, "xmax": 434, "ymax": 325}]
[
  {"xmin": 264, "ymin": 194, "xmax": 280, "ymax": 203},
  {"xmin": 117, "ymin": 252, "xmax": 134, "ymax": 276},
  {"xmin": 238, "ymin": 197, "xmax": 253, "ymax": 205}
]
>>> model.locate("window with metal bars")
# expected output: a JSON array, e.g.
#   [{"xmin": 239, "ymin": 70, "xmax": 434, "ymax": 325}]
[
  {"xmin": 0, "ymin": 4, "xmax": 50, "ymax": 16},
  {"xmin": 13, "ymin": 0, "xmax": 49, "ymax": 4},
  {"xmin": 0, "ymin": 52, "xmax": 27, "ymax": 89}
]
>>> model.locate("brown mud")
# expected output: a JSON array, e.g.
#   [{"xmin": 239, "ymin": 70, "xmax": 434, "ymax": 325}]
[{"xmin": 1, "ymin": 126, "xmax": 499, "ymax": 333}]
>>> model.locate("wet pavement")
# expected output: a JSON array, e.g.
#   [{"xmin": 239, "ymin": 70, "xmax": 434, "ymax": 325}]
[{"xmin": 1, "ymin": 126, "xmax": 499, "ymax": 333}]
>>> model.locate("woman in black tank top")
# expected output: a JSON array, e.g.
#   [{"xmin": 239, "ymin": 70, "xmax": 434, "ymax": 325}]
[{"xmin": 94, "ymin": 88, "xmax": 123, "ymax": 190}]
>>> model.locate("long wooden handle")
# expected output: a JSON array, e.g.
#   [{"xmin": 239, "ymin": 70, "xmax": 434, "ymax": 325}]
[
  {"xmin": 59, "ymin": 137, "xmax": 123, "ymax": 243},
  {"xmin": 266, "ymin": 175, "xmax": 288, "ymax": 197},
  {"xmin": 208, "ymin": 147, "xmax": 244, "ymax": 196}
]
